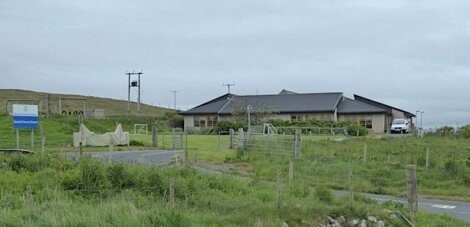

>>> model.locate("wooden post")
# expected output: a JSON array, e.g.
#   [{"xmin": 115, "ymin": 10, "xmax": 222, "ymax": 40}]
[
  {"xmin": 356, "ymin": 129, "xmax": 360, "ymax": 137},
  {"xmin": 26, "ymin": 186, "xmax": 34, "ymax": 223},
  {"xmin": 162, "ymin": 132, "xmax": 166, "ymax": 149},
  {"xmin": 288, "ymin": 161, "xmax": 294, "ymax": 182},
  {"xmin": 239, "ymin": 128, "xmax": 246, "ymax": 150},
  {"xmin": 218, "ymin": 132, "xmax": 221, "ymax": 151},
  {"xmin": 31, "ymin": 129, "xmax": 34, "ymax": 149},
  {"xmin": 294, "ymin": 129, "xmax": 301, "ymax": 159},
  {"xmin": 152, "ymin": 127, "xmax": 158, "ymax": 148},
  {"xmin": 349, "ymin": 168, "xmax": 353, "ymax": 209},
  {"xmin": 229, "ymin": 129, "xmax": 234, "ymax": 149},
  {"xmin": 46, "ymin": 95, "xmax": 51, "ymax": 119},
  {"xmin": 330, "ymin": 126, "xmax": 334, "ymax": 136},
  {"xmin": 425, "ymin": 148, "xmax": 430, "ymax": 168},
  {"xmin": 79, "ymin": 142, "xmax": 83, "ymax": 158},
  {"xmin": 169, "ymin": 178, "xmax": 175, "ymax": 210},
  {"xmin": 363, "ymin": 144, "xmax": 368, "ymax": 164},
  {"xmin": 276, "ymin": 169, "xmax": 282, "ymax": 209},
  {"xmin": 16, "ymin": 129, "xmax": 20, "ymax": 149},
  {"xmin": 406, "ymin": 165, "xmax": 418, "ymax": 216}
]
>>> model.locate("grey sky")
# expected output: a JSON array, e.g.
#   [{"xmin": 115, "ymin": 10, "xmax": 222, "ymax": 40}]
[{"xmin": 1, "ymin": 0, "xmax": 469, "ymax": 128}]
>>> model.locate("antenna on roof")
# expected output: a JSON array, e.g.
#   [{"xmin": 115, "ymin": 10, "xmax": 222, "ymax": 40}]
[{"xmin": 222, "ymin": 83, "xmax": 235, "ymax": 94}]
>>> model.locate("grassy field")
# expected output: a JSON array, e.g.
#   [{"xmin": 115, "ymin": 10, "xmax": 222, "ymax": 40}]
[
  {"xmin": 1, "ymin": 114, "xmax": 469, "ymax": 225},
  {"xmin": 0, "ymin": 154, "xmax": 467, "ymax": 226},
  {"xmin": 0, "ymin": 89, "xmax": 172, "ymax": 116}
]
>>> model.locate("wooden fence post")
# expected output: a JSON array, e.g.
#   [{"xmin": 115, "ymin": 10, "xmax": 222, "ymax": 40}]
[
  {"xmin": 276, "ymin": 169, "xmax": 282, "ymax": 209},
  {"xmin": 26, "ymin": 186, "xmax": 34, "ymax": 223},
  {"xmin": 169, "ymin": 178, "xmax": 175, "ymax": 210},
  {"xmin": 425, "ymin": 148, "xmax": 430, "ymax": 168},
  {"xmin": 40, "ymin": 124, "xmax": 45, "ymax": 154},
  {"xmin": 406, "ymin": 165, "xmax": 418, "ymax": 216},
  {"xmin": 239, "ymin": 128, "xmax": 246, "ymax": 150},
  {"xmin": 288, "ymin": 161, "xmax": 294, "ymax": 182},
  {"xmin": 79, "ymin": 142, "xmax": 83, "ymax": 158},
  {"xmin": 152, "ymin": 127, "xmax": 158, "ymax": 148},
  {"xmin": 229, "ymin": 129, "xmax": 234, "ymax": 149},
  {"xmin": 294, "ymin": 129, "xmax": 301, "ymax": 159},
  {"xmin": 363, "ymin": 144, "xmax": 368, "ymax": 164},
  {"xmin": 349, "ymin": 168, "xmax": 353, "ymax": 209}
]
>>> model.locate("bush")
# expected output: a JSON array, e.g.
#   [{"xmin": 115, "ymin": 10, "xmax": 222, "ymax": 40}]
[
  {"xmin": 129, "ymin": 140, "xmax": 144, "ymax": 146},
  {"xmin": 107, "ymin": 163, "xmax": 134, "ymax": 189},
  {"xmin": 215, "ymin": 121, "xmax": 245, "ymax": 133},
  {"xmin": 459, "ymin": 125, "xmax": 470, "ymax": 139},
  {"xmin": 444, "ymin": 158, "xmax": 458, "ymax": 176},
  {"xmin": 315, "ymin": 186, "xmax": 333, "ymax": 204}
]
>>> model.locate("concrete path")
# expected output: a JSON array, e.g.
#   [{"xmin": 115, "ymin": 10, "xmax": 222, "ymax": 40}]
[
  {"xmin": 66, "ymin": 150, "xmax": 180, "ymax": 165},
  {"xmin": 333, "ymin": 190, "xmax": 470, "ymax": 222}
]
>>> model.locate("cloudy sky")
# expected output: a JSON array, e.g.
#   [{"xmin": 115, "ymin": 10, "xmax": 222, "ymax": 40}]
[{"xmin": 1, "ymin": 0, "xmax": 469, "ymax": 128}]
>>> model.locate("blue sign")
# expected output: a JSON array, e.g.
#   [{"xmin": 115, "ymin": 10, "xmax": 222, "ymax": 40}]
[{"xmin": 13, "ymin": 104, "xmax": 39, "ymax": 129}]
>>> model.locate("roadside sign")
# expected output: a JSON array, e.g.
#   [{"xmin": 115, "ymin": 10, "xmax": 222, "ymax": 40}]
[{"xmin": 13, "ymin": 104, "xmax": 39, "ymax": 129}]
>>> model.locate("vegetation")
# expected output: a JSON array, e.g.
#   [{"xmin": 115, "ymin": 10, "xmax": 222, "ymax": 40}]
[
  {"xmin": 1, "ymin": 113, "xmax": 469, "ymax": 225},
  {"xmin": 266, "ymin": 119, "xmax": 368, "ymax": 136},
  {"xmin": 0, "ymin": 89, "xmax": 172, "ymax": 117},
  {"xmin": 0, "ymin": 153, "xmax": 467, "ymax": 226}
]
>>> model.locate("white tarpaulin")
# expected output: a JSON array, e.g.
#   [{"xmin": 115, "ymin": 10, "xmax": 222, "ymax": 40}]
[{"xmin": 73, "ymin": 123, "xmax": 129, "ymax": 147}]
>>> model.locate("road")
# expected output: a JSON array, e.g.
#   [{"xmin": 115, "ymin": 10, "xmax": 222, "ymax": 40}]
[
  {"xmin": 66, "ymin": 150, "xmax": 179, "ymax": 165},
  {"xmin": 333, "ymin": 190, "xmax": 470, "ymax": 222}
]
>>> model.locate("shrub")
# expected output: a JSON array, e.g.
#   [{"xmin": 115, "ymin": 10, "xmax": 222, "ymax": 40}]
[
  {"xmin": 107, "ymin": 163, "xmax": 134, "ymax": 189},
  {"xmin": 129, "ymin": 140, "xmax": 144, "ymax": 146},
  {"xmin": 315, "ymin": 186, "xmax": 333, "ymax": 204},
  {"xmin": 215, "ymin": 121, "xmax": 245, "ymax": 133},
  {"xmin": 459, "ymin": 125, "xmax": 470, "ymax": 139},
  {"xmin": 444, "ymin": 158, "xmax": 458, "ymax": 176},
  {"xmin": 79, "ymin": 158, "xmax": 109, "ymax": 191}
]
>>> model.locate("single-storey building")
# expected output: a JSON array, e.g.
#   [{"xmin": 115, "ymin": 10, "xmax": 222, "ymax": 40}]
[{"xmin": 181, "ymin": 90, "xmax": 415, "ymax": 134}]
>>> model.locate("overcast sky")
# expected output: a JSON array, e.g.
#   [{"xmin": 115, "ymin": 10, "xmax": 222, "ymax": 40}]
[{"xmin": 1, "ymin": 0, "xmax": 469, "ymax": 128}]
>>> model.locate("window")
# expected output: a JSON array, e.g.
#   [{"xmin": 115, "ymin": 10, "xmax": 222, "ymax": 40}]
[
  {"xmin": 194, "ymin": 116, "xmax": 206, "ymax": 127},
  {"xmin": 207, "ymin": 116, "xmax": 218, "ymax": 127},
  {"xmin": 291, "ymin": 115, "xmax": 302, "ymax": 121},
  {"xmin": 360, "ymin": 120, "xmax": 373, "ymax": 129}
]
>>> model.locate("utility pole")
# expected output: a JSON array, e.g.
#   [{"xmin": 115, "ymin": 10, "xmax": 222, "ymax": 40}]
[
  {"xmin": 126, "ymin": 70, "xmax": 144, "ymax": 115},
  {"xmin": 223, "ymin": 83, "xmax": 235, "ymax": 94},
  {"xmin": 170, "ymin": 90, "xmax": 179, "ymax": 110},
  {"xmin": 247, "ymin": 105, "xmax": 252, "ymax": 132},
  {"xmin": 420, "ymin": 111, "xmax": 424, "ymax": 129}
]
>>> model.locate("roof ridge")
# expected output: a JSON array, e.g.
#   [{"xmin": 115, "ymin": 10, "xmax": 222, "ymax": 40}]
[{"xmin": 238, "ymin": 92, "xmax": 343, "ymax": 98}]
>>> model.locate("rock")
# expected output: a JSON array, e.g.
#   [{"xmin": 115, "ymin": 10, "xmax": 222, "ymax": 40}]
[
  {"xmin": 368, "ymin": 216, "xmax": 378, "ymax": 223},
  {"xmin": 281, "ymin": 221, "xmax": 288, "ymax": 227},
  {"xmin": 349, "ymin": 219, "xmax": 359, "ymax": 226},
  {"xmin": 359, "ymin": 219, "xmax": 367, "ymax": 227},
  {"xmin": 377, "ymin": 221, "xmax": 385, "ymax": 227},
  {"xmin": 337, "ymin": 216, "xmax": 346, "ymax": 224},
  {"xmin": 331, "ymin": 223, "xmax": 342, "ymax": 227},
  {"xmin": 328, "ymin": 216, "xmax": 338, "ymax": 224}
]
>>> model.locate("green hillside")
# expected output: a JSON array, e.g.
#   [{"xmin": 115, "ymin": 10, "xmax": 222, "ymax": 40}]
[{"xmin": 0, "ymin": 89, "xmax": 172, "ymax": 117}]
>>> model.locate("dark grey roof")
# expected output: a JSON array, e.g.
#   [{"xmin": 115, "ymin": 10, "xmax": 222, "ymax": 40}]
[
  {"xmin": 278, "ymin": 89, "xmax": 298, "ymax": 95},
  {"xmin": 337, "ymin": 98, "xmax": 387, "ymax": 114},
  {"xmin": 182, "ymin": 92, "xmax": 343, "ymax": 115},
  {"xmin": 354, "ymin": 94, "xmax": 416, "ymax": 117}
]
